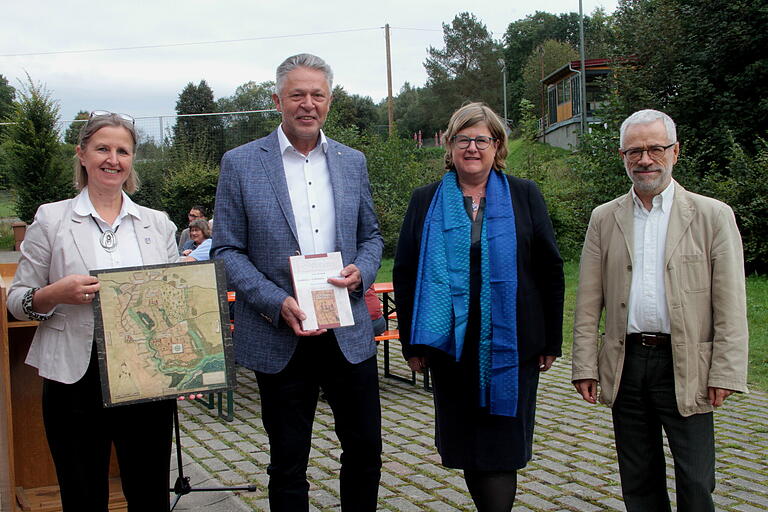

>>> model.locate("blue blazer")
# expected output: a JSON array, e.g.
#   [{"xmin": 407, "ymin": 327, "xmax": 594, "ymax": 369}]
[{"xmin": 212, "ymin": 131, "xmax": 383, "ymax": 373}]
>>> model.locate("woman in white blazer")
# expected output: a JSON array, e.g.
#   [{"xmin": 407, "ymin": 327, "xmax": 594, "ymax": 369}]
[{"xmin": 8, "ymin": 112, "xmax": 179, "ymax": 511}]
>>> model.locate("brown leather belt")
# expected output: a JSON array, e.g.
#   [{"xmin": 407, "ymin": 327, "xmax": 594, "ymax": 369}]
[{"xmin": 626, "ymin": 332, "xmax": 671, "ymax": 347}]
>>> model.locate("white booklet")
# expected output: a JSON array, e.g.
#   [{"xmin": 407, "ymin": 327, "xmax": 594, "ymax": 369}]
[{"xmin": 289, "ymin": 252, "xmax": 355, "ymax": 331}]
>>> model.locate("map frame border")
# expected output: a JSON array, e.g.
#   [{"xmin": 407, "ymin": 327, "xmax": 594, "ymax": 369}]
[{"xmin": 91, "ymin": 260, "xmax": 236, "ymax": 407}]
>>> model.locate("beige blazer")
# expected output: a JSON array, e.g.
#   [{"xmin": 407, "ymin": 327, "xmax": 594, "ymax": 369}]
[
  {"xmin": 572, "ymin": 181, "xmax": 749, "ymax": 417},
  {"xmin": 8, "ymin": 197, "xmax": 179, "ymax": 384}
]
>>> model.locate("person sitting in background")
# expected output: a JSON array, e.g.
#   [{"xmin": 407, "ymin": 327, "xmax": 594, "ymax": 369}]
[
  {"xmin": 364, "ymin": 286, "xmax": 386, "ymax": 338},
  {"xmin": 178, "ymin": 205, "xmax": 207, "ymax": 254},
  {"xmin": 183, "ymin": 218, "xmax": 212, "ymax": 261},
  {"xmin": 181, "ymin": 218, "xmax": 210, "ymax": 255}
]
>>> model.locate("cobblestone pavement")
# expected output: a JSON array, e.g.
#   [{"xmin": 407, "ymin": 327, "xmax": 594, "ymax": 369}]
[{"xmin": 175, "ymin": 355, "xmax": 768, "ymax": 511}]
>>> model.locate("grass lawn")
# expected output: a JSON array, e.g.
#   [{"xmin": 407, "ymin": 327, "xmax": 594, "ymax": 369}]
[
  {"xmin": 377, "ymin": 258, "xmax": 768, "ymax": 392},
  {"xmin": 746, "ymin": 274, "xmax": 768, "ymax": 390},
  {"xmin": 0, "ymin": 190, "xmax": 16, "ymax": 218},
  {"xmin": 506, "ymin": 138, "xmax": 570, "ymax": 170},
  {"xmin": 377, "ymin": 258, "xmax": 394, "ymax": 284}
]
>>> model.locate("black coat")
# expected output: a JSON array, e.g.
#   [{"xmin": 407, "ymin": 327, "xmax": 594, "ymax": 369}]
[{"xmin": 393, "ymin": 173, "xmax": 565, "ymax": 365}]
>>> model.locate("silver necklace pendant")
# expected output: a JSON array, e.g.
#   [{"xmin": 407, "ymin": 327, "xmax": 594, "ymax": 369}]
[
  {"xmin": 471, "ymin": 201, "xmax": 479, "ymax": 212},
  {"xmin": 100, "ymin": 230, "xmax": 118, "ymax": 252}
]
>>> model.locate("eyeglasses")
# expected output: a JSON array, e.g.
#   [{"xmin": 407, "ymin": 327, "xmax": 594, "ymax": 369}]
[
  {"xmin": 89, "ymin": 110, "xmax": 135, "ymax": 126},
  {"xmin": 620, "ymin": 142, "xmax": 676, "ymax": 162},
  {"xmin": 451, "ymin": 135, "xmax": 497, "ymax": 150}
]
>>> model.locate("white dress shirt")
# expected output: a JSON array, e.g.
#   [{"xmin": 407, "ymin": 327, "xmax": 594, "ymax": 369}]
[
  {"xmin": 626, "ymin": 180, "xmax": 675, "ymax": 334},
  {"xmin": 277, "ymin": 124, "xmax": 336, "ymax": 255},
  {"xmin": 72, "ymin": 187, "xmax": 144, "ymax": 270}
]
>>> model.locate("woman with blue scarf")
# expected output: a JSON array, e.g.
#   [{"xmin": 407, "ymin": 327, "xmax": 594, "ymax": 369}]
[{"xmin": 394, "ymin": 103, "xmax": 564, "ymax": 511}]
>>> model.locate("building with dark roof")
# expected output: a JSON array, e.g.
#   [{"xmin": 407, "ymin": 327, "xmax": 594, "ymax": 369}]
[{"xmin": 537, "ymin": 58, "xmax": 611, "ymax": 150}]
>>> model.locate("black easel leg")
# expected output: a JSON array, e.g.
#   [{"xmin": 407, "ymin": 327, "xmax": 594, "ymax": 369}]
[{"xmin": 169, "ymin": 401, "xmax": 257, "ymax": 511}]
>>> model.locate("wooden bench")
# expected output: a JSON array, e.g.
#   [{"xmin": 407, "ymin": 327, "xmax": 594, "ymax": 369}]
[
  {"xmin": 374, "ymin": 328, "xmax": 431, "ymax": 391},
  {"xmin": 375, "ymin": 329, "xmax": 416, "ymax": 386}
]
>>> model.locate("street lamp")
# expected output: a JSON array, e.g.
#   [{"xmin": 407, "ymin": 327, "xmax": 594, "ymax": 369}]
[
  {"xmin": 578, "ymin": 0, "xmax": 588, "ymax": 134},
  {"xmin": 497, "ymin": 57, "xmax": 508, "ymax": 127}
]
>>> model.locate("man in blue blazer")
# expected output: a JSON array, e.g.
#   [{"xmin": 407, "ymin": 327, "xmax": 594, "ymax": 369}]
[{"xmin": 212, "ymin": 54, "xmax": 383, "ymax": 511}]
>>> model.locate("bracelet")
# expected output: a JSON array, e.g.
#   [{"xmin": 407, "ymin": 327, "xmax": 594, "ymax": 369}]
[{"xmin": 21, "ymin": 287, "xmax": 54, "ymax": 322}]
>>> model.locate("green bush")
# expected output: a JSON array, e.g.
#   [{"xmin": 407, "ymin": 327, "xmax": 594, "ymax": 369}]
[
  {"xmin": 324, "ymin": 119, "xmax": 445, "ymax": 257},
  {"xmin": 0, "ymin": 144, "xmax": 11, "ymax": 190},
  {"xmin": 160, "ymin": 157, "xmax": 219, "ymax": 231},
  {"xmin": 507, "ymin": 137, "xmax": 588, "ymax": 260},
  {"xmin": 132, "ymin": 156, "xmax": 170, "ymax": 216},
  {"xmin": 0, "ymin": 222, "xmax": 14, "ymax": 249},
  {"xmin": 518, "ymin": 99, "xmax": 539, "ymax": 142},
  {"xmin": 700, "ymin": 136, "xmax": 768, "ymax": 275},
  {"xmin": 366, "ymin": 138, "xmax": 443, "ymax": 256}
]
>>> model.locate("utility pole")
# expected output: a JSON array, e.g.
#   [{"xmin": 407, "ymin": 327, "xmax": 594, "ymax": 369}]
[
  {"xmin": 578, "ymin": 0, "xmax": 588, "ymax": 135},
  {"xmin": 385, "ymin": 24, "xmax": 394, "ymax": 137}
]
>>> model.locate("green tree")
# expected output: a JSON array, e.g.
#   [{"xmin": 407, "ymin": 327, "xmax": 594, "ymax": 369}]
[
  {"xmin": 366, "ymin": 137, "xmax": 443, "ymax": 255},
  {"xmin": 607, "ymin": 0, "xmax": 768, "ymax": 165},
  {"xmin": 327, "ymin": 86, "xmax": 379, "ymax": 135},
  {"xmin": 320, "ymin": 115, "xmax": 445, "ymax": 255},
  {"xmin": 521, "ymin": 40, "xmax": 579, "ymax": 118},
  {"xmin": 0, "ymin": 75, "xmax": 15, "ymax": 122},
  {"xmin": 389, "ymin": 82, "xmax": 444, "ymax": 139},
  {"xmin": 63, "ymin": 110, "xmax": 89, "ymax": 145},
  {"xmin": 503, "ymin": 9, "xmax": 615, "ymax": 123},
  {"xmin": 173, "ymin": 80, "xmax": 224, "ymax": 163},
  {"xmin": 0, "ymin": 75, "xmax": 17, "ymax": 188},
  {"xmin": 161, "ymin": 156, "xmax": 219, "ymax": 230},
  {"xmin": 701, "ymin": 136, "xmax": 768, "ymax": 275},
  {"xmin": 132, "ymin": 157, "xmax": 168, "ymax": 214},
  {"xmin": 566, "ymin": 0, "xmax": 768, "ymax": 271},
  {"xmin": 424, "ymin": 12, "xmax": 505, "ymax": 128},
  {"xmin": 2, "ymin": 77, "xmax": 73, "ymax": 223},
  {"xmin": 216, "ymin": 80, "xmax": 279, "ymax": 150}
]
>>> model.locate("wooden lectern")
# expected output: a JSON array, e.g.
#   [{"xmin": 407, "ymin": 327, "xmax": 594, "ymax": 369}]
[{"xmin": 0, "ymin": 263, "xmax": 126, "ymax": 511}]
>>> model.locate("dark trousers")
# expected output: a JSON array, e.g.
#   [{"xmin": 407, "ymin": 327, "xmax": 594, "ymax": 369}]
[
  {"xmin": 612, "ymin": 342, "xmax": 715, "ymax": 512},
  {"xmin": 256, "ymin": 332, "xmax": 382, "ymax": 511},
  {"xmin": 42, "ymin": 348, "xmax": 173, "ymax": 512}
]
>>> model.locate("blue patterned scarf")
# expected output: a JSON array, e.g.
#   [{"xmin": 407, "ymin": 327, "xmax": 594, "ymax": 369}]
[{"xmin": 411, "ymin": 170, "xmax": 519, "ymax": 417}]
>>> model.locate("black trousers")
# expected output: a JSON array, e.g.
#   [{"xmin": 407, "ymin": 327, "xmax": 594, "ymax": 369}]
[
  {"xmin": 256, "ymin": 332, "xmax": 382, "ymax": 512},
  {"xmin": 42, "ymin": 348, "xmax": 173, "ymax": 512},
  {"xmin": 612, "ymin": 342, "xmax": 715, "ymax": 512}
]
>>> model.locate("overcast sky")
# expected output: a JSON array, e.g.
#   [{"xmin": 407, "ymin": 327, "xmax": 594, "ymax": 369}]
[{"xmin": 2, "ymin": 0, "xmax": 617, "ymax": 122}]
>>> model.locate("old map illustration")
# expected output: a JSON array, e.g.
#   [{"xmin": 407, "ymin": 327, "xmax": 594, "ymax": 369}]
[{"xmin": 92, "ymin": 261, "xmax": 233, "ymax": 406}]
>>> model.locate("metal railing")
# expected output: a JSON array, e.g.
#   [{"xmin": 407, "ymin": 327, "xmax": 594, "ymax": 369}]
[{"xmin": 56, "ymin": 109, "xmax": 281, "ymax": 153}]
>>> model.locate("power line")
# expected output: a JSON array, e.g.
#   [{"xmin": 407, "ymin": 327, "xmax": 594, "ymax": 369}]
[
  {"xmin": 389, "ymin": 26, "xmax": 443, "ymax": 32},
  {"xmin": 1, "ymin": 24, "xmax": 507, "ymax": 59},
  {"xmin": 1, "ymin": 27, "xmax": 382, "ymax": 58},
  {"xmin": 390, "ymin": 25, "xmax": 507, "ymax": 35}
]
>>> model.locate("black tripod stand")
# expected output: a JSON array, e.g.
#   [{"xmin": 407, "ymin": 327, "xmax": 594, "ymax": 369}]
[{"xmin": 170, "ymin": 401, "xmax": 257, "ymax": 510}]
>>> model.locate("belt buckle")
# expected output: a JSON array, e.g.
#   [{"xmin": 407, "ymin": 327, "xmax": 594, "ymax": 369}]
[{"xmin": 640, "ymin": 333, "xmax": 655, "ymax": 347}]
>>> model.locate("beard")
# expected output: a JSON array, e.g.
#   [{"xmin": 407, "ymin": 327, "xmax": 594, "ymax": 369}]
[{"xmin": 626, "ymin": 162, "xmax": 673, "ymax": 196}]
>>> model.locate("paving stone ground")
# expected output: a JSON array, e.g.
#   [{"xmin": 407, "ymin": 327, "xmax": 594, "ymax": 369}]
[
  {"xmin": 175, "ymin": 353, "xmax": 768, "ymax": 511},
  {"xmin": 3, "ymin": 252, "xmax": 764, "ymax": 509}
]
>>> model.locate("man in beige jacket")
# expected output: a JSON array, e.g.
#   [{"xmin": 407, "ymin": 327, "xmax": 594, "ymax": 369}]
[{"xmin": 572, "ymin": 109, "xmax": 748, "ymax": 512}]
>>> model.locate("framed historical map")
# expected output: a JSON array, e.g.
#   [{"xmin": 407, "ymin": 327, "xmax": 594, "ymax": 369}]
[{"xmin": 91, "ymin": 260, "xmax": 236, "ymax": 407}]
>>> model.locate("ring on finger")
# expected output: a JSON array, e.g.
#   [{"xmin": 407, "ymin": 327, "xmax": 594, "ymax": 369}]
[{"xmin": 84, "ymin": 292, "xmax": 89, "ymax": 300}]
